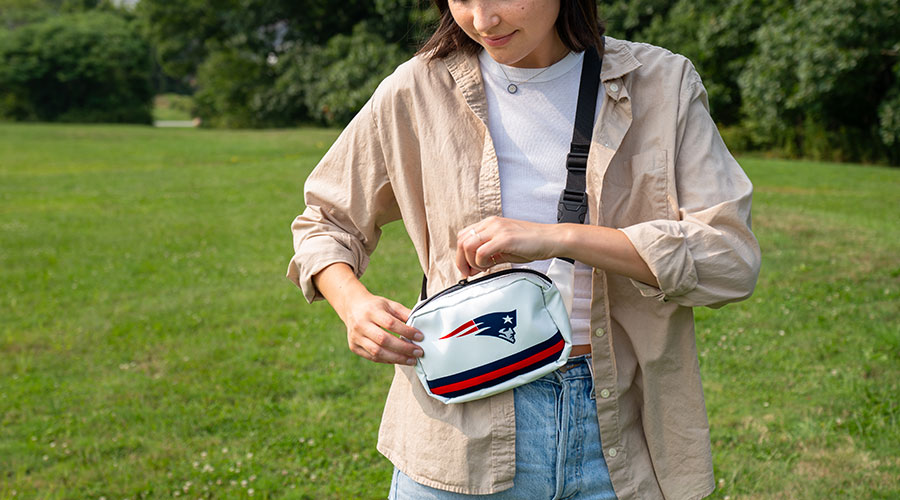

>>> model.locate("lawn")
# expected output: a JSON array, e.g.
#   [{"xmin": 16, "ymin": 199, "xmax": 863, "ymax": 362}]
[{"xmin": 1, "ymin": 123, "xmax": 897, "ymax": 499}]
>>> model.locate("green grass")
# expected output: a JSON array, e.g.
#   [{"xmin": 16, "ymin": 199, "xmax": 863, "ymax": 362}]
[{"xmin": 1, "ymin": 123, "xmax": 897, "ymax": 499}]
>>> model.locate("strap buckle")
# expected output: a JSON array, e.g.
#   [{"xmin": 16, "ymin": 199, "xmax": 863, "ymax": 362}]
[
  {"xmin": 565, "ymin": 148, "xmax": 589, "ymax": 173},
  {"xmin": 557, "ymin": 188, "xmax": 588, "ymax": 224}
]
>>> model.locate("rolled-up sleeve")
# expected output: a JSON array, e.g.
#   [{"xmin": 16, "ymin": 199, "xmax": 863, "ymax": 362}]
[
  {"xmin": 619, "ymin": 67, "xmax": 761, "ymax": 308},
  {"xmin": 286, "ymin": 99, "xmax": 401, "ymax": 303}
]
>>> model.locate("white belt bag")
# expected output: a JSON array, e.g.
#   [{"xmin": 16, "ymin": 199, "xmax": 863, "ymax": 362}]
[{"xmin": 408, "ymin": 268, "xmax": 574, "ymax": 404}]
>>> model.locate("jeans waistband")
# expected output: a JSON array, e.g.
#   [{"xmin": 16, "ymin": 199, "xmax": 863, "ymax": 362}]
[{"xmin": 555, "ymin": 354, "xmax": 592, "ymax": 379}]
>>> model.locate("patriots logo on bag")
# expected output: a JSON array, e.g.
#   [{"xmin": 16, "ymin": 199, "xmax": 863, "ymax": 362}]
[{"xmin": 440, "ymin": 310, "xmax": 518, "ymax": 344}]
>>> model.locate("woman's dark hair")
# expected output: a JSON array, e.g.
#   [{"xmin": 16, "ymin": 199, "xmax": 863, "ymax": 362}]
[{"xmin": 416, "ymin": 0, "xmax": 605, "ymax": 60}]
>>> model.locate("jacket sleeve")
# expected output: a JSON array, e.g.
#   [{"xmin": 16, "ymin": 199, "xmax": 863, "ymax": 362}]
[
  {"xmin": 286, "ymin": 98, "xmax": 401, "ymax": 303},
  {"xmin": 618, "ymin": 66, "xmax": 761, "ymax": 308}
]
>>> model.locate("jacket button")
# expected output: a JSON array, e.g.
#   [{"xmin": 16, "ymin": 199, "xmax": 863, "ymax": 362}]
[
  {"xmin": 609, "ymin": 83, "xmax": 619, "ymax": 92},
  {"xmin": 608, "ymin": 448, "xmax": 618, "ymax": 457},
  {"xmin": 594, "ymin": 327, "xmax": 605, "ymax": 337},
  {"xmin": 600, "ymin": 389, "xmax": 611, "ymax": 398}
]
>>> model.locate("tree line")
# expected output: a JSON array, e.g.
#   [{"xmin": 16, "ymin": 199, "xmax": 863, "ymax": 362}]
[{"xmin": 1, "ymin": 0, "xmax": 898, "ymax": 164}]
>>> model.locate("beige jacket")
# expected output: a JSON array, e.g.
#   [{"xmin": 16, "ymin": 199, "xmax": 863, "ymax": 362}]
[{"xmin": 288, "ymin": 37, "xmax": 761, "ymax": 499}]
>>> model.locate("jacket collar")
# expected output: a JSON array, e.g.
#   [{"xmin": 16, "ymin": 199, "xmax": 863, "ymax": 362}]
[{"xmin": 597, "ymin": 36, "xmax": 642, "ymax": 82}]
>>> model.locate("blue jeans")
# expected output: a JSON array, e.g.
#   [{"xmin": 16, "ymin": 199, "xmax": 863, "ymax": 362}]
[{"xmin": 389, "ymin": 356, "xmax": 617, "ymax": 500}]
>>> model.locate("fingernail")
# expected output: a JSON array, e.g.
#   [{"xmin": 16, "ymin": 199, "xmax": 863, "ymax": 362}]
[
  {"xmin": 413, "ymin": 349, "xmax": 424, "ymax": 357},
  {"xmin": 406, "ymin": 358, "xmax": 417, "ymax": 366},
  {"xmin": 414, "ymin": 332, "xmax": 424, "ymax": 341}
]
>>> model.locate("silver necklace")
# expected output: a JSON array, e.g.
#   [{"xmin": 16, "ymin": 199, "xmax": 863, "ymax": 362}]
[{"xmin": 497, "ymin": 64, "xmax": 554, "ymax": 94}]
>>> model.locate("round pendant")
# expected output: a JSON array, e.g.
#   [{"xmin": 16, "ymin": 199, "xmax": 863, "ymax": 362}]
[{"xmin": 507, "ymin": 83, "xmax": 518, "ymax": 94}]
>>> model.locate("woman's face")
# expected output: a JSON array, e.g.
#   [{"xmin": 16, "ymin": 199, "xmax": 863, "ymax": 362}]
[{"xmin": 448, "ymin": 0, "xmax": 566, "ymax": 68}]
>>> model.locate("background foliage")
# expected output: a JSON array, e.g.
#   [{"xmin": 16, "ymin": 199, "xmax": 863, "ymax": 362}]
[
  {"xmin": 0, "ymin": 8, "xmax": 153, "ymax": 124},
  {"xmin": 0, "ymin": 0, "xmax": 898, "ymax": 163}
]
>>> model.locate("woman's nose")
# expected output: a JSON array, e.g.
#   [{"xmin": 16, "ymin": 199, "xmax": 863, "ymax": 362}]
[{"xmin": 471, "ymin": 3, "xmax": 501, "ymax": 33}]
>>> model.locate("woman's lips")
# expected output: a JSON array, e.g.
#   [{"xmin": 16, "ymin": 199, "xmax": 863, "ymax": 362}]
[{"xmin": 482, "ymin": 31, "xmax": 516, "ymax": 47}]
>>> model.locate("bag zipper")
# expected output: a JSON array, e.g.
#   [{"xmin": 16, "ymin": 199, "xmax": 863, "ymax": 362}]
[{"xmin": 410, "ymin": 268, "xmax": 553, "ymax": 315}]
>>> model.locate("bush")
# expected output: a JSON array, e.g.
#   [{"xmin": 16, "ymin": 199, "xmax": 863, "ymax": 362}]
[
  {"xmin": 192, "ymin": 47, "xmax": 277, "ymax": 128},
  {"xmin": 0, "ymin": 11, "xmax": 153, "ymax": 124},
  {"xmin": 878, "ymin": 53, "xmax": 900, "ymax": 164},
  {"xmin": 738, "ymin": 0, "xmax": 900, "ymax": 163},
  {"xmin": 193, "ymin": 23, "xmax": 408, "ymax": 128},
  {"xmin": 282, "ymin": 24, "xmax": 408, "ymax": 126}
]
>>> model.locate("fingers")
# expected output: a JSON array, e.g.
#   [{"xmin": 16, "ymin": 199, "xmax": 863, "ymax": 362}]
[
  {"xmin": 385, "ymin": 299, "xmax": 413, "ymax": 326},
  {"xmin": 346, "ymin": 297, "xmax": 424, "ymax": 365},
  {"xmin": 377, "ymin": 305, "xmax": 422, "ymax": 342},
  {"xmin": 456, "ymin": 217, "xmax": 556, "ymax": 275},
  {"xmin": 456, "ymin": 222, "xmax": 494, "ymax": 277},
  {"xmin": 352, "ymin": 331, "xmax": 422, "ymax": 366}
]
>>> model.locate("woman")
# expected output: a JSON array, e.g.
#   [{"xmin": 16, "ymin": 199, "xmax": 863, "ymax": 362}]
[{"xmin": 287, "ymin": 0, "xmax": 761, "ymax": 498}]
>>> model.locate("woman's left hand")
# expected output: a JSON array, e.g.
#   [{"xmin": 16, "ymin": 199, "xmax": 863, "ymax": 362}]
[{"xmin": 455, "ymin": 216, "xmax": 560, "ymax": 277}]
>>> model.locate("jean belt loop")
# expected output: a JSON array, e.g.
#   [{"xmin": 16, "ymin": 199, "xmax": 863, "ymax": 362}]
[{"xmin": 586, "ymin": 356, "xmax": 596, "ymax": 400}]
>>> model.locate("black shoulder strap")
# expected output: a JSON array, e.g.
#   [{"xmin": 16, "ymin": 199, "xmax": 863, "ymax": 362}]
[
  {"xmin": 422, "ymin": 41, "xmax": 604, "ymax": 300},
  {"xmin": 557, "ymin": 43, "xmax": 603, "ymax": 226}
]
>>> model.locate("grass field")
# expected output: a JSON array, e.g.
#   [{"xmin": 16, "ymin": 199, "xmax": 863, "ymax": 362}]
[{"xmin": 1, "ymin": 123, "xmax": 898, "ymax": 499}]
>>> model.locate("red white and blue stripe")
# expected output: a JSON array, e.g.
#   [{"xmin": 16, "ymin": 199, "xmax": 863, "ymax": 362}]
[{"xmin": 425, "ymin": 330, "xmax": 566, "ymax": 399}]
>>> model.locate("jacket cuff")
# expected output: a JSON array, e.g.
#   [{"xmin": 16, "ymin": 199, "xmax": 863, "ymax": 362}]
[
  {"xmin": 286, "ymin": 234, "xmax": 369, "ymax": 303},
  {"xmin": 617, "ymin": 223, "xmax": 698, "ymax": 301}
]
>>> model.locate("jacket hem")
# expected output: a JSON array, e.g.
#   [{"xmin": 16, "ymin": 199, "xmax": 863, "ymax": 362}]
[
  {"xmin": 377, "ymin": 445, "xmax": 515, "ymax": 495},
  {"xmin": 685, "ymin": 483, "xmax": 716, "ymax": 500}
]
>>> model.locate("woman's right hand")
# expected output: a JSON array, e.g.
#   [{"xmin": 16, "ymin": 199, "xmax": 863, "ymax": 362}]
[{"xmin": 313, "ymin": 263, "xmax": 424, "ymax": 366}]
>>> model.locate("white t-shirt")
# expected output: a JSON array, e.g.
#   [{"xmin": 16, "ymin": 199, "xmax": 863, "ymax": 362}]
[{"xmin": 479, "ymin": 50, "xmax": 598, "ymax": 345}]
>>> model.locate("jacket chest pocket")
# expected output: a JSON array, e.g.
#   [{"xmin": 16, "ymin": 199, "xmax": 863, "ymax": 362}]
[{"xmin": 601, "ymin": 149, "xmax": 671, "ymax": 227}]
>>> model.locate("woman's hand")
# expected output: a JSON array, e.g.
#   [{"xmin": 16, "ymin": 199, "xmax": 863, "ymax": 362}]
[
  {"xmin": 341, "ymin": 293, "xmax": 424, "ymax": 365},
  {"xmin": 456, "ymin": 216, "xmax": 560, "ymax": 277},
  {"xmin": 455, "ymin": 216, "xmax": 660, "ymax": 287},
  {"xmin": 313, "ymin": 263, "xmax": 424, "ymax": 365}
]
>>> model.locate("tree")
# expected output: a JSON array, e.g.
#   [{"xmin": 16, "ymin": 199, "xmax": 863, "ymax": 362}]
[
  {"xmin": 136, "ymin": 0, "xmax": 425, "ymax": 127},
  {"xmin": 135, "ymin": 0, "xmax": 387, "ymax": 81},
  {"xmin": 738, "ymin": 0, "xmax": 900, "ymax": 161},
  {"xmin": 0, "ymin": 10, "xmax": 153, "ymax": 123},
  {"xmin": 602, "ymin": 0, "xmax": 792, "ymax": 125}
]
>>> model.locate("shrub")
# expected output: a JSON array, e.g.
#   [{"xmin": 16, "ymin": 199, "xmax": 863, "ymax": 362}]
[
  {"xmin": 290, "ymin": 24, "xmax": 408, "ymax": 126},
  {"xmin": 193, "ymin": 23, "xmax": 408, "ymax": 128},
  {"xmin": 192, "ymin": 48, "xmax": 276, "ymax": 128},
  {"xmin": 738, "ymin": 0, "xmax": 900, "ymax": 163},
  {"xmin": 878, "ymin": 53, "xmax": 900, "ymax": 164},
  {"xmin": 0, "ymin": 11, "xmax": 153, "ymax": 124}
]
